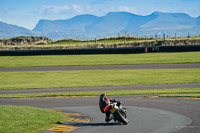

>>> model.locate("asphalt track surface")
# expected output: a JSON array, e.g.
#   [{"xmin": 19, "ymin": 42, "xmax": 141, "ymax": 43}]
[
  {"xmin": 1, "ymin": 83, "xmax": 200, "ymax": 94},
  {"xmin": 1, "ymin": 63, "xmax": 200, "ymax": 133},
  {"xmin": 1, "ymin": 96, "xmax": 200, "ymax": 133},
  {"xmin": 50, "ymin": 106, "xmax": 191, "ymax": 133}
]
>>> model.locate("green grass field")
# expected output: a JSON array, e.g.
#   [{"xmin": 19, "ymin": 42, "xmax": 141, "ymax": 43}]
[
  {"xmin": 1, "ymin": 51, "xmax": 199, "ymax": 133},
  {"xmin": 0, "ymin": 68, "xmax": 199, "ymax": 90},
  {"xmin": 0, "ymin": 105, "xmax": 68, "ymax": 133},
  {"xmin": 0, "ymin": 52, "xmax": 199, "ymax": 67}
]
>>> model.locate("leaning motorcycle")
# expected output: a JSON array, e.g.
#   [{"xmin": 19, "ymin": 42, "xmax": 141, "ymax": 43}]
[{"xmin": 109, "ymin": 102, "xmax": 129, "ymax": 125}]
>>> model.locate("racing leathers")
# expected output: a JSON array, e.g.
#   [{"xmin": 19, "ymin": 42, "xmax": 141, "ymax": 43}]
[{"xmin": 99, "ymin": 96, "xmax": 120, "ymax": 122}]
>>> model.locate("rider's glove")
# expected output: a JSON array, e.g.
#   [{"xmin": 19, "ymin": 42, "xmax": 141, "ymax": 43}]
[{"xmin": 117, "ymin": 101, "xmax": 121, "ymax": 106}]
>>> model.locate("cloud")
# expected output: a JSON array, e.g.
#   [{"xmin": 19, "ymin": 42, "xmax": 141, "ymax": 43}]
[
  {"xmin": 0, "ymin": 7, "xmax": 8, "ymax": 12},
  {"xmin": 72, "ymin": 4, "xmax": 83, "ymax": 13},
  {"xmin": 39, "ymin": 5, "xmax": 69, "ymax": 14},
  {"xmin": 91, "ymin": 0, "xmax": 114, "ymax": 5},
  {"xmin": 178, "ymin": 7, "xmax": 200, "ymax": 17},
  {"xmin": 0, "ymin": 7, "xmax": 9, "ymax": 16},
  {"xmin": 118, "ymin": 6, "xmax": 131, "ymax": 12},
  {"xmin": 103, "ymin": 6, "xmax": 138, "ymax": 14},
  {"xmin": 118, "ymin": 6, "xmax": 138, "ymax": 13},
  {"xmin": 180, "ymin": 0, "xmax": 199, "ymax": 1},
  {"xmin": 39, "ymin": 4, "xmax": 84, "ymax": 14}
]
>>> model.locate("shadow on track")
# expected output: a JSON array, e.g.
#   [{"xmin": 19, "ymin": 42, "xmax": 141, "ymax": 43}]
[
  {"xmin": 63, "ymin": 122, "xmax": 121, "ymax": 127},
  {"xmin": 86, "ymin": 122, "xmax": 121, "ymax": 126}
]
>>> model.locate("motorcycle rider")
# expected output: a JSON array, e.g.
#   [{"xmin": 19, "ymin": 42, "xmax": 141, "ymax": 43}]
[{"xmin": 99, "ymin": 94, "xmax": 121, "ymax": 122}]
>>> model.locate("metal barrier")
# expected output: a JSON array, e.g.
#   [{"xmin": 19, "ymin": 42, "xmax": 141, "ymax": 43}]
[{"xmin": 0, "ymin": 45, "xmax": 199, "ymax": 56}]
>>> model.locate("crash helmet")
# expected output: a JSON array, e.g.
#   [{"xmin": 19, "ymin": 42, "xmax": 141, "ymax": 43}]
[{"xmin": 99, "ymin": 94, "xmax": 106, "ymax": 102}]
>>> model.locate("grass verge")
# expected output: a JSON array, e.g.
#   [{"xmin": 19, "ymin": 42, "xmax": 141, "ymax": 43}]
[
  {"xmin": 0, "ymin": 52, "xmax": 200, "ymax": 67},
  {"xmin": 0, "ymin": 69, "xmax": 199, "ymax": 90},
  {"xmin": 0, "ymin": 105, "xmax": 68, "ymax": 133},
  {"xmin": 160, "ymin": 94, "xmax": 200, "ymax": 98},
  {"xmin": 0, "ymin": 88, "xmax": 200, "ymax": 98}
]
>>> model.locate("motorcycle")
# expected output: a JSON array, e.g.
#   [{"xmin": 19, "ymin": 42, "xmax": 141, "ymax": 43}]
[{"xmin": 109, "ymin": 102, "xmax": 129, "ymax": 125}]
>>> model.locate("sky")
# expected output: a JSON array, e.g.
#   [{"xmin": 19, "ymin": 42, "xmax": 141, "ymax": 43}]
[{"xmin": 0, "ymin": 0, "xmax": 200, "ymax": 30}]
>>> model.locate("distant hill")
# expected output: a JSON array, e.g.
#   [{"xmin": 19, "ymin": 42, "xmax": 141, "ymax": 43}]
[
  {"xmin": 33, "ymin": 14, "xmax": 98, "ymax": 33},
  {"xmin": 33, "ymin": 12, "xmax": 200, "ymax": 40},
  {"xmin": 33, "ymin": 12, "xmax": 158, "ymax": 34},
  {"xmin": 197, "ymin": 16, "xmax": 200, "ymax": 25},
  {"xmin": 0, "ymin": 21, "xmax": 35, "ymax": 39},
  {"xmin": 1, "ymin": 11, "xmax": 200, "ymax": 40},
  {"xmin": 86, "ymin": 12, "xmax": 157, "ymax": 33},
  {"xmin": 140, "ymin": 12, "xmax": 197, "ymax": 30}
]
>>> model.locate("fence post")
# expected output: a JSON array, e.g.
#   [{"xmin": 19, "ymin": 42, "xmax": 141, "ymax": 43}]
[
  {"xmin": 155, "ymin": 34, "xmax": 157, "ymax": 41},
  {"xmin": 124, "ymin": 37, "xmax": 126, "ymax": 44},
  {"xmin": 175, "ymin": 33, "xmax": 177, "ymax": 40},
  {"xmin": 188, "ymin": 32, "xmax": 190, "ymax": 40},
  {"xmin": 163, "ymin": 33, "xmax": 166, "ymax": 41}
]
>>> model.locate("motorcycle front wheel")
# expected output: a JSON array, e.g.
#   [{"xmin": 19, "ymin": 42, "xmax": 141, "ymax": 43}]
[{"xmin": 115, "ymin": 110, "xmax": 129, "ymax": 125}]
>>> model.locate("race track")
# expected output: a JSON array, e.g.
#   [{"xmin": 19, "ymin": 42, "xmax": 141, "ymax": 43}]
[
  {"xmin": 0, "ymin": 63, "xmax": 200, "ymax": 133},
  {"xmin": 0, "ymin": 63, "xmax": 199, "ymax": 72},
  {"xmin": 1, "ymin": 95, "xmax": 200, "ymax": 133},
  {"xmin": 50, "ymin": 106, "xmax": 191, "ymax": 133}
]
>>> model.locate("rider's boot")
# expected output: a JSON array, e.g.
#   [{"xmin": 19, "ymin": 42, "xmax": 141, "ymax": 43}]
[{"xmin": 105, "ymin": 114, "xmax": 114, "ymax": 122}]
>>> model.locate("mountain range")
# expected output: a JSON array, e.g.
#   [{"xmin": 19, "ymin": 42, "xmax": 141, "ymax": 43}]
[
  {"xmin": 0, "ymin": 21, "xmax": 35, "ymax": 39},
  {"xmin": 1, "ymin": 11, "xmax": 200, "ymax": 40}
]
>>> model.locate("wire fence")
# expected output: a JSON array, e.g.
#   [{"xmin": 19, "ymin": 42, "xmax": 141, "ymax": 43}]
[{"xmin": 0, "ymin": 34, "xmax": 200, "ymax": 50}]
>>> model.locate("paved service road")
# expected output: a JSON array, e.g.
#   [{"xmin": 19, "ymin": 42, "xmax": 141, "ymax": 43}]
[
  {"xmin": 0, "ymin": 63, "xmax": 199, "ymax": 72},
  {"xmin": 1, "ymin": 83, "xmax": 200, "ymax": 94}
]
